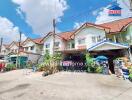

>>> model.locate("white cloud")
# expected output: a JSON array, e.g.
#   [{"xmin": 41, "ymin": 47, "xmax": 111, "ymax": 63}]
[
  {"xmin": 95, "ymin": 0, "xmax": 132, "ymax": 24},
  {"xmin": 16, "ymin": 7, "xmax": 25, "ymax": 19},
  {"xmin": 92, "ymin": 8, "xmax": 103, "ymax": 16},
  {"xmin": 73, "ymin": 22, "xmax": 85, "ymax": 29},
  {"xmin": 0, "ymin": 16, "xmax": 27, "ymax": 44},
  {"xmin": 12, "ymin": 0, "xmax": 68, "ymax": 35}
]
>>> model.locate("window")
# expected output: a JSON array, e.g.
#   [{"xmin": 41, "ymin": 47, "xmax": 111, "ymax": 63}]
[
  {"xmin": 67, "ymin": 43, "xmax": 70, "ymax": 49},
  {"xmin": 25, "ymin": 47, "xmax": 28, "ymax": 51},
  {"xmin": 97, "ymin": 36, "xmax": 101, "ymax": 42},
  {"xmin": 55, "ymin": 42, "xmax": 60, "ymax": 47},
  {"xmin": 92, "ymin": 36, "xmax": 96, "ymax": 43},
  {"xmin": 45, "ymin": 43, "xmax": 50, "ymax": 48},
  {"xmin": 92, "ymin": 35, "xmax": 102, "ymax": 43},
  {"xmin": 30, "ymin": 46, "xmax": 34, "ymax": 50},
  {"xmin": 78, "ymin": 38, "xmax": 85, "ymax": 44},
  {"xmin": 71, "ymin": 42, "xmax": 75, "ymax": 48}
]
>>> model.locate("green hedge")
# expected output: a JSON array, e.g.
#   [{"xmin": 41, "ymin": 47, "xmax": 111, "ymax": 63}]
[
  {"xmin": 5, "ymin": 63, "xmax": 16, "ymax": 71},
  {"xmin": 129, "ymin": 74, "xmax": 132, "ymax": 82}
]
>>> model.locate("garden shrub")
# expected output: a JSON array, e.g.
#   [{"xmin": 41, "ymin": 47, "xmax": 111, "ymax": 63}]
[
  {"xmin": 95, "ymin": 66, "xmax": 103, "ymax": 73},
  {"xmin": 37, "ymin": 63, "xmax": 49, "ymax": 71},
  {"xmin": 129, "ymin": 74, "xmax": 132, "ymax": 82},
  {"xmin": 85, "ymin": 53, "xmax": 103, "ymax": 73},
  {"xmin": 5, "ymin": 63, "xmax": 16, "ymax": 71},
  {"xmin": 85, "ymin": 53, "xmax": 96, "ymax": 73},
  {"xmin": 128, "ymin": 66, "xmax": 132, "ymax": 74}
]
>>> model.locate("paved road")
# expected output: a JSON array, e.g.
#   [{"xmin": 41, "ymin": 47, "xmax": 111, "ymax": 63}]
[{"xmin": 0, "ymin": 69, "xmax": 132, "ymax": 100}]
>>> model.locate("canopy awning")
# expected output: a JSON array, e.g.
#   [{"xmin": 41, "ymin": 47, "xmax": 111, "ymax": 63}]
[{"xmin": 88, "ymin": 40, "xmax": 129, "ymax": 52}]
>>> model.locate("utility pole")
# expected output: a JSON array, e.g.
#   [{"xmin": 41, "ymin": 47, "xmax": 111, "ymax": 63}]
[
  {"xmin": 17, "ymin": 31, "xmax": 22, "ymax": 68},
  {"xmin": 53, "ymin": 19, "xmax": 56, "ymax": 56},
  {"xmin": 19, "ymin": 31, "xmax": 22, "ymax": 53},
  {"xmin": 0, "ymin": 38, "xmax": 3, "ymax": 53}
]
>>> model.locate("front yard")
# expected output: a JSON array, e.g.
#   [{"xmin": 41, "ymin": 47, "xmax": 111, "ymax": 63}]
[{"xmin": 0, "ymin": 70, "xmax": 132, "ymax": 100}]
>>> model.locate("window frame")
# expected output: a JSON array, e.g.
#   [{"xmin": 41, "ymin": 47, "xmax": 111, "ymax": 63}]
[
  {"xmin": 30, "ymin": 46, "xmax": 34, "ymax": 50},
  {"xmin": 78, "ymin": 38, "xmax": 86, "ymax": 45},
  {"xmin": 45, "ymin": 43, "xmax": 50, "ymax": 48},
  {"xmin": 54, "ymin": 42, "xmax": 60, "ymax": 47}
]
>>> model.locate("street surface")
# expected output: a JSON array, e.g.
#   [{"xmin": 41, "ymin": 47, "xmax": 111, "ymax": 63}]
[{"xmin": 0, "ymin": 70, "xmax": 132, "ymax": 100}]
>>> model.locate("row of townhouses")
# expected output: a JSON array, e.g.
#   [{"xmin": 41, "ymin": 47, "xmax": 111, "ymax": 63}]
[{"xmin": 1, "ymin": 18, "xmax": 132, "ymax": 71}]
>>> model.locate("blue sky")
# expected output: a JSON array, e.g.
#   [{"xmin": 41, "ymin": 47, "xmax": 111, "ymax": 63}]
[
  {"xmin": 0, "ymin": 0, "xmax": 130, "ymax": 43},
  {"xmin": 57, "ymin": 0, "xmax": 111, "ymax": 31}
]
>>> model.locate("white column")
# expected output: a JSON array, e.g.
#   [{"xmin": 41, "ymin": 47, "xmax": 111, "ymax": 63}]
[{"xmin": 113, "ymin": 35, "xmax": 116, "ymax": 42}]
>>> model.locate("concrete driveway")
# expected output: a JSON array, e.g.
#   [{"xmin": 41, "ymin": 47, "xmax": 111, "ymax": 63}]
[{"xmin": 0, "ymin": 69, "xmax": 132, "ymax": 100}]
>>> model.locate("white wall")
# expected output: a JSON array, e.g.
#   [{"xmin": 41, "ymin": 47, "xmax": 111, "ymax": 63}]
[
  {"xmin": 10, "ymin": 44, "xmax": 19, "ymax": 53},
  {"xmin": 43, "ymin": 26, "xmax": 106, "ymax": 55},
  {"xmin": 75, "ymin": 27, "xmax": 106, "ymax": 49},
  {"xmin": 23, "ymin": 41, "xmax": 42, "ymax": 54},
  {"xmin": 43, "ymin": 35, "xmax": 66, "ymax": 55},
  {"xmin": 1, "ymin": 45, "xmax": 9, "ymax": 55},
  {"xmin": 23, "ymin": 41, "xmax": 36, "ymax": 53}
]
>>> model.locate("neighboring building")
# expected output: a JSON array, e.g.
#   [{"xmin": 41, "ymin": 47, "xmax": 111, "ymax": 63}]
[
  {"xmin": 8, "ymin": 41, "xmax": 20, "ymax": 54},
  {"xmin": 100, "ymin": 17, "xmax": 132, "ymax": 44},
  {"xmin": 42, "ymin": 32, "xmax": 73, "ymax": 55},
  {"xmin": 100, "ymin": 17, "xmax": 132, "ymax": 53},
  {"xmin": 0, "ymin": 44, "xmax": 10, "ymax": 55},
  {"xmin": 21, "ymin": 38, "xmax": 44, "ymax": 63},
  {"xmin": 0, "ymin": 38, "xmax": 44, "ymax": 63},
  {"xmin": 22, "ymin": 38, "xmax": 43, "ymax": 54}
]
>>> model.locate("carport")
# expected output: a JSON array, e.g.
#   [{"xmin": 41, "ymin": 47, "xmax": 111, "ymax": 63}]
[
  {"xmin": 61, "ymin": 49, "xmax": 86, "ymax": 71},
  {"xmin": 88, "ymin": 40, "xmax": 129, "ymax": 73}
]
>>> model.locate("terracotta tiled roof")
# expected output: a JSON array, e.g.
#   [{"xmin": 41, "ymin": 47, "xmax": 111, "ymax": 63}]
[
  {"xmin": 22, "ymin": 38, "xmax": 44, "ymax": 45},
  {"xmin": 99, "ymin": 17, "xmax": 132, "ymax": 33},
  {"xmin": 58, "ymin": 31, "xmax": 75, "ymax": 40},
  {"xmin": 32, "ymin": 38, "xmax": 43, "ymax": 44},
  {"xmin": 86, "ymin": 23, "xmax": 110, "ymax": 29}
]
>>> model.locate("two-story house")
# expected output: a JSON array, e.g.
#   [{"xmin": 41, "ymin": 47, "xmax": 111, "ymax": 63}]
[
  {"xmin": 42, "ymin": 32, "xmax": 73, "ymax": 55},
  {"xmin": 42, "ymin": 18, "xmax": 132, "ymax": 73},
  {"xmin": 9, "ymin": 41, "xmax": 20, "ymax": 54},
  {"xmin": 43, "ymin": 22, "xmax": 128, "ymax": 56},
  {"xmin": 22, "ymin": 38, "xmax": 43, "ymax": 54},
  {"xmin": 21, "ymin": 38, "xmax": 44, "ymax": 63},
  {"xmin": 0, "ymin": 44, "xmax": 10, "ymax": 55},
  {"xmin": 99, "ymin": 18, "xmax": 132, "ymax": 49}
]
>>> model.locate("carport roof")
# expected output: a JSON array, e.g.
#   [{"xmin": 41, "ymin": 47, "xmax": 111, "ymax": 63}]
[{"xmin": 88, "ymin": 40, "xmax": 129, "ymax": 51}]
